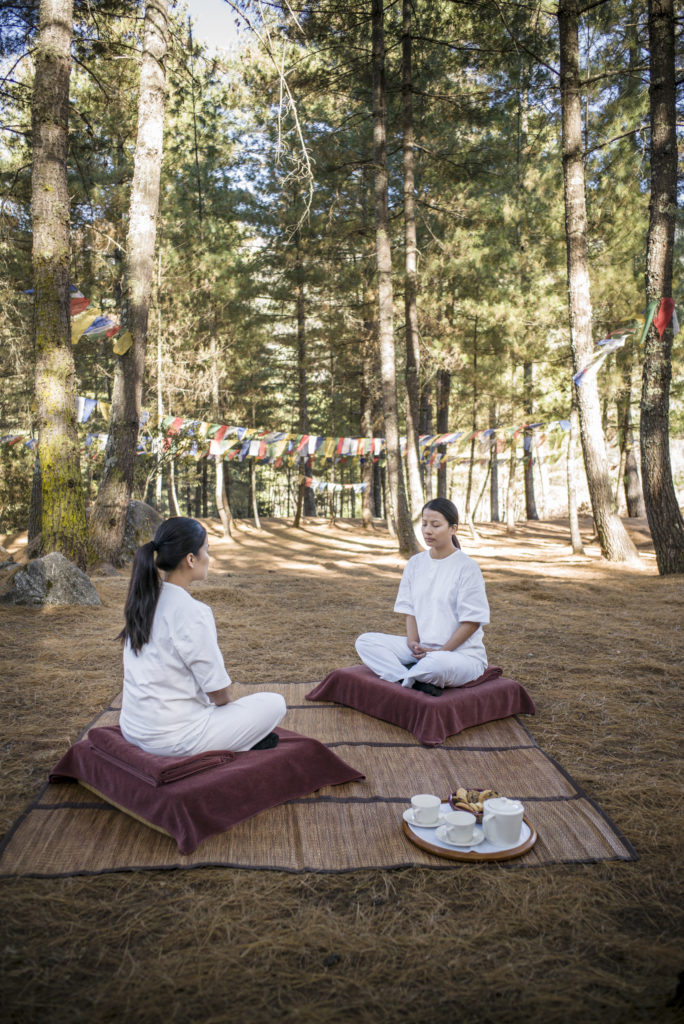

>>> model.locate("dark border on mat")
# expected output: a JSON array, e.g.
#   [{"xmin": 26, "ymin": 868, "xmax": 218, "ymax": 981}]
[{"xmin": 0, "ymin": 686, "xmax": 638, "ymax": 878}]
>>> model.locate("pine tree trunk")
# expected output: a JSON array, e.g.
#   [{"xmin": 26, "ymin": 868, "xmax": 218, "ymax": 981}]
[
  {"xmin": 373, "ymin": 461, "xmax": 383, "ymax": 518},
  {"xmin": 436, "ymin": 368, "xmax": 450, "ymax": 499},
  {"xmin": 28, "ymin": 454, "xmax": 42, "ymax": 542},
  {"xmin": 250, "ymin": 459, "xmax": 261, "ymax": 528},
  {"xmin": 371, "ymin": 0, "xmax": 419, "ymax": 557},
  {"xmin": 90, "ymin": 0, "xmax": 169, "ymax": 563},
  {"xmin": 401, "ymin": 0, "xmax": 423, "ymax": 520},
  {"xmin": 167, "ymin": 457, "xmax": 180, "ymax": 516},
  {"xmin": 623, "ymin": 427, "xmax": 645, "ymax": 518},
  {"xmin": 30, "ymin": 0, "xmax": 88, "ymax": 568},
  {"xmin": 154, "ymin": 255, "xmax": 164, "ymax": 510},
  {"xmin": 558, "ymin": 0, "xmax": 639, "ymax": 563},
  {"xmin": 506, "ymin": 435, "xmax": 517, "ymax": 534},
  {"xmin": 419, "ymin": 380, "xmax": 433, "ymax": 501},
  {"xmin": 463, "ymin": 319, "xmax": 480, "ymax": 541},
  {"xmin": 361, "ymin": 315, "xmax": 375, "ymax": 528},
  {"xmin": 210, "ymin": 334, "xmax": 234, "ymax": 538},
  {"xmin": 640, "ymin": 0, "xmax": 684, "ymax": 574},
  {"xmin": 517, "ymin": 77, "xmax": 539, "ymax": 524},
  {"xmin": 201, "ymin": 459, "xmax": 208, "ymax": 517},
  {"xmin": 535, "ymin": 439, "xmax": 548, "ymax": 519},
  {"xmin": 523, "ymin": 363, "xmax": 539, "ymax": 519},
  {"xmin": 195, "ymin": 461, "xmax": 203, "ymax": 518},
  {"xmin": 489, "ymin": 401, "xmax": 500, "ymax": 522},
  {"xmin": 567, "ymin": 402, "xmax": 585, "ymax": 554},
  {"xmin": 616, "ymin": 341, "xmax": 646, "ymax": 518},
  {"xmin": 294, "ymin": 228, "xmax": 317, "ymax": 519}
]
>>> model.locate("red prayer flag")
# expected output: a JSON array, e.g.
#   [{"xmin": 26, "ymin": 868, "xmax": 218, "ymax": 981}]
[
  {"xmin": 653, "ymin": 298, "xmax": 674, "ymax": 337},
  {"xmin": 70, "ymin": 297, "xmax": 90, "ymax": 316}
]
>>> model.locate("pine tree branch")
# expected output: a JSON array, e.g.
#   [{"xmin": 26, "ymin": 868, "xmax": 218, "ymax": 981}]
[
  {"xmin": 220, "ymin": 0, "xmax": 315, "ymax": 225},
  {"xmin": 583, "ymin": 124, "xmax": 648, "ymax": 156}
]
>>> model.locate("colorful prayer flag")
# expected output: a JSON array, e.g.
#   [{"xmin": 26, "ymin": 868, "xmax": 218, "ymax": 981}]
[{"xmin": 653, "ymin": 298, "xmax": 675, "ymax": 337}]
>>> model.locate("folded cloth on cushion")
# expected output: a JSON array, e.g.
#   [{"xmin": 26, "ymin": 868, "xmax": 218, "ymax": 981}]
[
  {"xmin": 306, "ymin": 665, "xmax": 535, "ymax": 747},
  {"xmin": 87, "ymin": 726, "xmax": 235, "ymax": 786},
  {"xmin": 50, "ymin": 725, "xmax": 364, "ymax": 854}
]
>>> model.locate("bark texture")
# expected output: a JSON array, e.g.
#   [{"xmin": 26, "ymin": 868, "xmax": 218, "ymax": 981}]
[
  {"xmin": 401, "ymin": 0, "xmax": 424, "ymax": 519},
  {"xmin": 436, "ymin": 368, "xmax": 450, "ymax": 499},
  {"xmin": 31, "ymin": 0, "xmax": 88, "ymax": 568},
  {"xmin": 489, "ymin": 400, "xmax": 500, "ymax": 522},
  {"xmin": 371, "ymin": 0, "xmax": 419, "ymax": 557},
  {"xmin": 616, "ymin": 339, "xmax": 646, "ymax": 517},
  {"xmin": 90, "ymin": 0, "xmax": 169, "ymax": 563},
  {"xmin": 567, "ymin": 401, "xmax": 585, "ymax": 554},
  {"xmin": 361, "ymin": 283, "xmax": 377, "ymax": 528},
  {"xmin": 558, "ymin": 0, "xmax": 639, "ymax": 563},
  {"xmin": 523, "ymin": 363, "xmax": 539, "ymax": 520},
  {"xmin": 210, "ymin": 336, "xmax": 234, "ymax": 539},
  {"xmin": 640, "ymin": 0, "xmax": 684, "ymax": 574}
]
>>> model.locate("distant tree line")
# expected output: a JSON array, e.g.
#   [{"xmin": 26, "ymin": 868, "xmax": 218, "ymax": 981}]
[{"xmin": 0, "ymin": 0, "xmax": 681, "ymax": 572}]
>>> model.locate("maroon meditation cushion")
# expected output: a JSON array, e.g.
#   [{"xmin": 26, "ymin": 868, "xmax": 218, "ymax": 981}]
[
  {"xmin": 50, "ymin": 725, "xmax": 364, "ymax": 854},
  {"xmin": 306, "ymin": 665, "xmax": 535, "ymax": 746}
]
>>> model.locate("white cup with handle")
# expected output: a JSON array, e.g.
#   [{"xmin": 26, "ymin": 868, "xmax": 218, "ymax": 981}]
[
  {"xmin": 482, "ymin": 797, "xmax": 524, "ymax": 847},
  {"xmin": 444, "ymin": 810, "xmax": 476, "ymax": 845},
  {"xmin": 410, "ymin": 793, "xmax": 442, "ymax": 826}
]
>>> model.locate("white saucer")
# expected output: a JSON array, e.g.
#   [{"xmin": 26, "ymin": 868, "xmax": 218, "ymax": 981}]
[
  {"xmin": 403, "ymin": 808, "xmax": 444, "ymax": 829},
  {"xmin": 436, "ymin": 824, "xmax": 485, "ymax": 848}
]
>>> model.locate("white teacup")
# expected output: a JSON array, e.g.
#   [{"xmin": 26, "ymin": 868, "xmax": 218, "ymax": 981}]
[
  {"xmin": 482, "ymin": 797, "xmax": 524, "ymax": 847},
  {"xmin": 444, "ymin": 810, "xmax": 476, "ymax": 845},
  {"xmin": 410, "ymin": 793, "xmax": 442, "ymax": 826}
]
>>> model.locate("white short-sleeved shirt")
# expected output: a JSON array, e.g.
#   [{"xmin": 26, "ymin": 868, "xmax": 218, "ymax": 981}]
[
  {"xmin": 394, "ymin": 548, "xmax": 489, "ymax": 657},
  {"xmin": 120, "ymin": 581, "xmax": 232, "ymax": 755}
]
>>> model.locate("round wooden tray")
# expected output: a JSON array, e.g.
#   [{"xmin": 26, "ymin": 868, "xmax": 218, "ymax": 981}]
[{"xmin": 402, "ymin": 815, "xmax": 538, "ymax": 863}]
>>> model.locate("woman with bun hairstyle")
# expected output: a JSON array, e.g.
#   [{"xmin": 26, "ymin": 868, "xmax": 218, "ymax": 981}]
[
  {"xmin": 118, "ymin": 517, "xmax": 286, "ymax": 754},
  {"xmin": 355, "ymin": 499, "xmax": 489, "ymax": 694}
]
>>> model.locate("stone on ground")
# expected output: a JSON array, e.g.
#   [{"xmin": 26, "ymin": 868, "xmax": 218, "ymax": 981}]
[{"xmin": 0, "ymin": 551, "xmax": 101, "ymax": 606}]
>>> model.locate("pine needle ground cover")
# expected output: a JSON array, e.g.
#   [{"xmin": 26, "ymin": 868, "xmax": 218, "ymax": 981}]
[{"xmin": 0, "ymin": 517, "xmax": 681, "ymax": 1024}]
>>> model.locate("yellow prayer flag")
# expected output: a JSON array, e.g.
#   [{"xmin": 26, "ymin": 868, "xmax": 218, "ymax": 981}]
[
  {"xmin": 71, "ymin": 308, "xmax": 101, "ymax": 344},
  {"xmin": 98, "ymin": 401, "xmax": 111, "ymax": 423},
  {"xmin": 113, "ymin": 330, "xmax": 132, "ymax": 355}
]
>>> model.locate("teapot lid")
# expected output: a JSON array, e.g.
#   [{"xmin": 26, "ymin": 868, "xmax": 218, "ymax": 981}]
[{"xmin": 484, "ymin": 796, "xmax": 523, "ymax": 814}]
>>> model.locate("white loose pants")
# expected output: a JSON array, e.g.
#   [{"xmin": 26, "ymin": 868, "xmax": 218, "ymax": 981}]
[
  {"xmin": 193, "ymin": 692, "xmax": 287, "ymax": 753},
  {"xmin": 355, "ymin": 632, "xmax": 486, "ymax": 689}
]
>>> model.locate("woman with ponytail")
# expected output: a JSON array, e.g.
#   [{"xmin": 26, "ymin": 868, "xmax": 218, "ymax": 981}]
[
  {"xmin": 118, "ymin": 517, "xmax": 286, "ymax": 754},
  {"xmin": 355, "ymin": 499, "xmax": 490, "ymax": 695}
]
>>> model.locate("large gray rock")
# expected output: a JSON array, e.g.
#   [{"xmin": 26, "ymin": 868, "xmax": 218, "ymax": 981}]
[
  {"xmin": 0, "ymin": 551, "xmax": 101, "ymax": 606},
  {"xmin": 120, "ymin": 500, "xmax": 164, "ymax": 563}
]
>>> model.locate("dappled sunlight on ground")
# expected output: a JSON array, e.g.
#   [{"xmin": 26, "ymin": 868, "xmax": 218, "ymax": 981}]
[{"xmin": 1, "ymin": 513, "xmax": 683, "ymax": 1024}]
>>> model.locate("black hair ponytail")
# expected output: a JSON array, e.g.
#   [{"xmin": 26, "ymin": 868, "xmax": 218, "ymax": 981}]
[
  {"xmin": 422, "ymin": 498, "xmax": 461, "ymax": 549},
  {"xmin": 118, "ymin": 517, "xmax": 207, "ymax": 653}
]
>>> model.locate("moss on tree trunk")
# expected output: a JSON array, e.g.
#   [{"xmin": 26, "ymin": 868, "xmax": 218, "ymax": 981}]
[{"xmin": 31, "ymin": 0, "xmax": 87, "ymax": 569}]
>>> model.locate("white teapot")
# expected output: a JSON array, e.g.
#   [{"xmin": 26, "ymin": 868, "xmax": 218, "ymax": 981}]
[{"xmin": 482, "ymin": 796, "xmax": 524, "ymax": 847}]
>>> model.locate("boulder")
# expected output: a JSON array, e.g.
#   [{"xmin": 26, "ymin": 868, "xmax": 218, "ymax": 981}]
[
  {"xmin": 0, "ymin": 551, "xmax": 101, "ymax": 607},
  {"xmin": 120, "ymin": 500, "xmax": 164, "ymax": 563}
]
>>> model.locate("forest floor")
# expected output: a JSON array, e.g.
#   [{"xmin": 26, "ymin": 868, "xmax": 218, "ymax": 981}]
[{"xmin": 0, "ymin": 514, "xmax": 682, "ymax": 1024}]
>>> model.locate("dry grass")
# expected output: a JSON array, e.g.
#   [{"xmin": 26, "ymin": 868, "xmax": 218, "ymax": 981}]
[{"xmin": 1, "ymin": 515, "xmax": 682, "ymax": 1024}]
